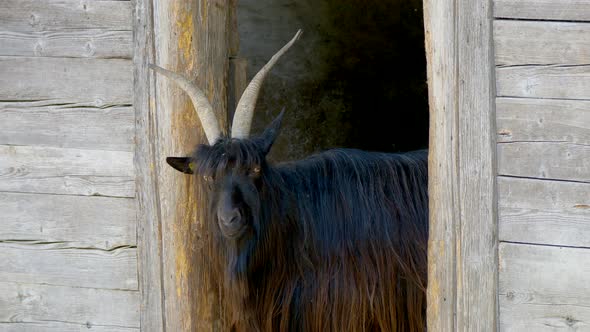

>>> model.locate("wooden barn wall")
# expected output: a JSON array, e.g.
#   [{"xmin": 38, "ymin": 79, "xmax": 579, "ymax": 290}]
[
  {"xmin": 0, "ymin": 0, "xmax": 139, "ymax": 331},
  {"xmin": 424, "ymin": 0, "xmax": 498, "ymax": 329},
  {"xmin": 493, "ymin": 0, "xmax": 590, "ymax": 330}
]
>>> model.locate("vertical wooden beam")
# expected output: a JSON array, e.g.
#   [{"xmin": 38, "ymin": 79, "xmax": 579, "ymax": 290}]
[
  {"xmin": 424, "ymin": 0, "xmax": 498, "ymax": 330},
  {"xmin": 456, "ymin": 0, "xmax": 498, "ymax": 330},
  {"xmin": 423, "ymin": 0, "xmax": 459, "ymax": 329},
  {"xmin": 227, "ymin": 0, "xmax": 247, "ymax": 126},
  {"xmin": 228, "ymin": 58, "xmax": 248, "ymax": 121},
  {"xmin": 134, "ymin": 0, "xmax": 165, "ymax": 331},
  {"xmin": 148, "ymin": 0, "xmax": 230, "ymax": 331}
]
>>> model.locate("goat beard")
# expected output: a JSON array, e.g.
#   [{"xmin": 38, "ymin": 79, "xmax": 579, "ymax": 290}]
[
  {"xmin": 224, "ymin": 224, "xmax": 257, "ymax": 296},
  {"xmin": 221, "ymin": 225, "xmax": 259, "ymax": 326}
]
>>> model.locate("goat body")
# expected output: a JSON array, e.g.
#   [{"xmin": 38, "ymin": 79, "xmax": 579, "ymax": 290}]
[{"xmin": 192, "ymin": 140, "xmax": 428, "ymax": 332}]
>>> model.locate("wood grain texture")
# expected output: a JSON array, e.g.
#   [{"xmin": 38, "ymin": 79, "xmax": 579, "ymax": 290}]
[
  {"xmin": 153, "ymin": 0, "xmax": 231, "ymax": 330},
  {"xmin": 498, "ymin": 177, "xmax": 590, "ymax": 247},
  {"xmin": 0, "ymin": 192, "xmax": 135, "ymax": 250},
  {"xmin": 494, "ymin": 20, "xmax": 590, "ymax": 66},
  {"xmin": 496, "ymin": 65, "xmax": 590, "ymax": 100},
  {"xmin": 0, "ymin": 57, "xmax": 133, "ymax": 105},
  {"xmin": 423, "ymin": 0, "xmax": 459, "ymax": 329},
  {"xmin": 0, "ymin": 145, "xmax": 135, "ymax": 197},
  {"xmin": 0, "ymin": 101, "xmax": 134, "ymax": 151},
  {"xmin": 0, "ymin": 322, "xmax": 138, "ymax": 332},
  {"xmin": 496, "ymin": 98, "xmax": 590, "ymax": 145},
  {"xmin": 0, "ymin": 30, "xmax": 132, "ymax": 58},
  {"xmin": 0, "ymin": 0, "xmax": 132, "ymax": 32},
  {"xmin": 493, "ymin": 0, "xmax": 590, "ymax": 21},
  {"xmin": 228, "ymin": 0, "xmax": 239, "ymax": 57},
  {"xmin": 228, "ymin": 57, "xmax": 248, "ymax": 119},
  {"xmin": 0, "ymin": 243, "xmax": 137, "ymax": 290},
  {"xmin": 499, "ymin": 243, "xmax": 590, "ymax": 331},
  {"xmin": 456, "ymin": 0, "xmax": 498, "ymax": 329},
  {"xmin": 133, "ymin": 0, "xmax": 165, "ymax": 330},
  {"xmin": 0, "ymin": 282, "xmax": 139, "ymax": 329},
  {"xmin": 498, "ymin": 142, "xmax": 590, "ymax": 182},
  {"xmin": 424, "ymin": 0, "xmax": 498, "ymax": 329}
]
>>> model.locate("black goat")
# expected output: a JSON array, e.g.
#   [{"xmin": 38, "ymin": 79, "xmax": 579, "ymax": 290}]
[{"xmin": 152, "ymin": 30, "xmax": 428, "ymax": 332}]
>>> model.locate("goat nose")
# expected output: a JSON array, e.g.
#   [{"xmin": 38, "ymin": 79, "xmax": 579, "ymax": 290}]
[{"xmin": 219, "ymin": 209, "xmax": 241, "ymax": 225}]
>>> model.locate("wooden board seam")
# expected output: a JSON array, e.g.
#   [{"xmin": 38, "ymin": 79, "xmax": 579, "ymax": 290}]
[
  {"xmin": 500, "ymin": 240, "xmax": 590, "ymax": 251},
  {"xmin": 498, "ymin": 174, "xmax": 590, "ymax": 185}
]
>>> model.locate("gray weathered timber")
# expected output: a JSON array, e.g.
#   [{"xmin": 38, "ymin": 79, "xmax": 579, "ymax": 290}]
[
  {"xmin": 0, "ymin": 145, "xmax": 134, "ymax": 197},
  {"xmin": 499, "ymin": 243, "xmax": 590, "ymax": 331},
  {"xmin": 494, "ymin": 20, "xmax": 590, "ymax": 66},
  {"xmin": 0, "ymin": 0, "xmax": 132, "ymax": 32},
  {"xmin": 0, "ymin": 57, "xmax": 132, "ymax": 105},
  {"xmin": 0, "ymin": 30, "xmax": 133, "ymax": 58},
  {"xmin": 498, "ymin": 176, "xmax": 590, "ymax": 247},
  {"xmin": 455, "ymin": 0, "xmax": 498, "ymax": 329},
  {"xmin": 498, "ymin": 142, "xmax": 590, "ymax": 183},
  {"xmin": 0, "ymin": 192, "xmax": 135, "ymax": 250},
  {"xmin": 496, "ymin": 65, "xmax": 590, "ymax": 100},
  {"xmin": 0, "ymin": 0, "xmax": 139, "ymax": 329},
  {"xmin": 493, "ymin": 0, "xmax": 590, "ymax": 21},
  {"xmin": 424, "ymin": 0, "xmax": 458, "ymax": 329},
  {"xmin": 0, "ymin": 322, "xmax": 138, "ymax": 332},
  {"xmin": 424, "ymin": 0, "xmax": 498, "ymax": 329},
  {"xmin": 133, "ymin": 0, "xmax": 165, "ymax": 330},
  {"xmin": 153, "ymin": 0, "xmax": 230, "ymax": 330},
  {"xmin": 501, "ymin": 302, "xmax": 590, "ymax": 332},
  {"xmin": 0, "ymin": 243, "xmax": 137, "ymax": 290},
  {"xmin": 496, "ymin": 98, "xmax": 590, "ymax": 145},
  {"xmin": 0, "ymin": 282, "xmax": 139, "ymax": 329},
  {"xmin": 0, "ymin": 101, "xmax": 134, "ymax": 151}
]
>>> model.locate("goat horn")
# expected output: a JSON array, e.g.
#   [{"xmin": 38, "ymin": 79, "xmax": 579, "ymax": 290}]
[
  {"xmin": 231, "ymin": 29, "xmax": 302, "ymax": 139},
  {"xmin": 149, "ymin": 64, "xmax": 221, "ymax": 145}
]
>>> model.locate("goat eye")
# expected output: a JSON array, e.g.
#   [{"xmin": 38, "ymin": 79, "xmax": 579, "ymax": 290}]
[{"xmin": 251, "ymin": 166, "xmax": 261, "ymax": 176}]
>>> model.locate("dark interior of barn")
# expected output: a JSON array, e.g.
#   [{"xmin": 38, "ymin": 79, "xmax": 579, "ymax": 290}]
[{"xmin": 238, "ymin": 0, "xmax": 428, "ymax": 161}]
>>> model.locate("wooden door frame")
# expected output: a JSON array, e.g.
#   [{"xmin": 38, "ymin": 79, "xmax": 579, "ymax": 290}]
[
  {"xmin": 134, "ymin": 0, "xmax": 235, "ymax": 330},
  {"xmin": 135, "ymin": 0, "xmax": 499, "ymax": 329},
  {"xmin": 423, "ymin": 0, "xmax": 499, "ymax": 330}
]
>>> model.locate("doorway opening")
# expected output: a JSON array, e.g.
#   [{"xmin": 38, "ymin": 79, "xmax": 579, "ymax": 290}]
[{"xmin": 237, "ymin": 0, "xmax": 428, "ymax": 161}]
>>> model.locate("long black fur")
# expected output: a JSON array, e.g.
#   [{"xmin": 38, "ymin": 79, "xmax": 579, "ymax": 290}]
[{"xmin": 188, "ymin": 133, "xmax": 428, "ymax": 331}]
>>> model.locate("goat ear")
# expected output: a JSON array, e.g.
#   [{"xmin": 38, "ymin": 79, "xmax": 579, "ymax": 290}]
[
  {"xmin": 166, "ymin": 157, "xmax": 194, "ymax": 174},
  {"xmin": 259, "ymin": 108, "xmax": 285, "ymax": 155}
]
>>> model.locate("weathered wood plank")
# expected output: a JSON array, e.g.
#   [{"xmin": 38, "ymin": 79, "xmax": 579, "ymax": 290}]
[
  {"xmin": 499, "ymin": 243, "xmax": 590, "ymax": 331},
  {"xmin": 153, "ymin": 0, "xmax": 231, "ymax": 330},
  {"xmin": 498, "ymin": 142, "xmax": 590, "ymax": 182},
  {"xmin": 496, "ymin": 65, "xmax": 590, "ymax": 100},
  {"xmin": 424, "ymin": 0, "xmax": 459, "ymax": 328},
  {"xmin": 0, "ymin": 282, "xmax": 139, "ymax": 329},
  {"xmin": 425, "ymin": 0, "xmax": 498, "ymax": 329},
  {"xmin": 500, "ymin": 302, "xmax": 590, "ymax": 332},
  {"xmin": 0, "ymin": 57, "xmax": 133, "ymax": 105},
  {"xmin": 0, "ymin": 145, "xmax": 135, "ymax": 197},
  {"xmin": 494, "ymin": 20, "xmax": 590, "ymax": 66},
  {"xmin": 456, "ymin": 0, "xmax": 498, "ymax": 328},
  {"xmin": 0, "ymin": 192, "xmax": 135, "ymax": 250},
  {"xmin": 228, "ymin": 57, "xmax": 248, "ymax": 119},
  {"xmin": 133, "ymin": 0, "xmax": 165, "ymax": 330},
  {"xmin": 496, "ymin": 98, "xmax": 590, "ymax": 145},
  {"xmin": 0, "ymin": 0, "xmax": 132, "ymax": 32},
  {"xmin": 498, "ymin": 177, "xmax": 590, "ymax": 247},
  {"xmin": 0, "ymin": 101, "xmax": 134, "ymax": 151},
  {"xmin": 0, "ymin": 322, "xmax": 138, "ymax": 332},
  {"xmin": 0, "ymin": 243, "xmax": 138, "ymax": 290},
  {"xmin": 494, "ymin": 0, "xmax": 590, "ymax": 22},
  {"xmin": 0, "ymin": 30, "xmax": 132, "ymax": 58}
]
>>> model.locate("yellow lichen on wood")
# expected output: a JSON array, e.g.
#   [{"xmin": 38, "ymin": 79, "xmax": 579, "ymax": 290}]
[{"xmin": 174, "ymin": 4, "xmax": 195, "ymax": 72}]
